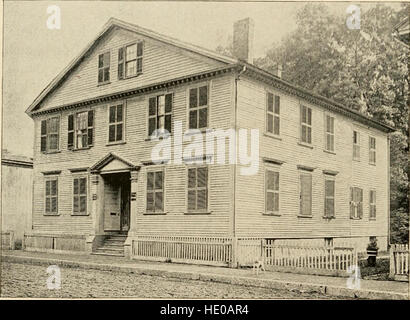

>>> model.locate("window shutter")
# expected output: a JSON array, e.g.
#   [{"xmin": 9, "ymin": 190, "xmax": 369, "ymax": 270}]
[
  {"xmin": 350, "ymin": 187, "xmax": 355, "ymax": 218},
  {"xmin": 358, "ymin": 189, "xmax": 363, "ymax": 218},
  {"xmin": 300, "ymin": 174, "xmax": 312, "ymax": 215},
  {"xmin": 41, "ymin": 120, "xmax": 47, "ymax": 152},
  {"xmin": 67, "ymin": 115, "xmax": 74, "ymax": 149},
  {"xmin": 118, "ymin": 48, "xmax": 124, "ymax": 80},
  {"xmin": 87, "ymin": 110, "xmax": 94, "ymax": 146}
]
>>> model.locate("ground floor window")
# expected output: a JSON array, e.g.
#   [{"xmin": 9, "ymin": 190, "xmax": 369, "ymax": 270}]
[
  {"xmin": 187, "ymin": 166, "xmax": 208, "ymax": 212},
  {"xmin": 45, "ymin": 178, "xmax": 58, "ymax": 215},
  {"xmin": 324, "ymin": 177, "xmax": 335, "ymax": 218},
  {"xmin": 350, "ymin": 187, "xmax": 363, "ymax": 219},
  {"xmin": 73, "ymin": 176, "xmax": 88, "ymax": 215},
  {"xmin": 299, "ymin": 171, "xmax": 312, "ymax": 216},
  {"xmin": 369, "ymin": 189, "xmax": 376, "ymax": 220},
  {"xmin": 146, "ymin": 170, "xmax": 164, "ymax": 213},
  {"xmin": 265, "ymin": 169, "xmax": 279, "ymax": 214}
]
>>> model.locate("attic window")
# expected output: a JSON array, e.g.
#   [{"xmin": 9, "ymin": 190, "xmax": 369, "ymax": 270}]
[
  {"xmin": 118, "ymin": 42, "xmax": 143, "ymax": 79},
  {"xmin": 98, "ymin": 52, "xmax": 110, "ymax": 84}
]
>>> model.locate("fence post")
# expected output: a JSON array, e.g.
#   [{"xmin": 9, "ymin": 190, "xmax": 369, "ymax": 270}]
[
  {"xmin": 230, "ymin": 236, "xmax": 238, "ymax": 268},
  {"xmin": 389, "ymin": 244, "xmax": 395, "ymax": 279}
]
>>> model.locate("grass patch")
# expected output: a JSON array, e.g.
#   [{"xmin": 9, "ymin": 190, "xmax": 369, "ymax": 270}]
[{"xmin": 359, "ymin": 257, "xmax": 390, "ymax": 281}]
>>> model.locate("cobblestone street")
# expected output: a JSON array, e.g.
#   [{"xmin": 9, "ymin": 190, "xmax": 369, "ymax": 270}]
[{"xmin": 1, "ymin": 262, "xmax": 336, "ymax": 299}]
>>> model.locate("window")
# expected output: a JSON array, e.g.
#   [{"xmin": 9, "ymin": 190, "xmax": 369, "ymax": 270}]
[
  {"xmin": 73, "ymin": 177, "xmax": 87, "ymax": 215},
  {"xmin": 108, "ymin": 104, "xmax": 124, "ymax": 143},
  {"xmin": 187, "ymin": 167, "xmax": 208, "ymax": 212},
  {"xmin": 68, "ymin": 111, "xmax": 94, "ymax": 149},
  {"xmin": 369, "ymin": 137, "xmax": 376, "ymax": 164},
  {"xmin": 325, "ymin": 115, "xmax": 335, "ymax": 152},
  {"xmin": 40, "ymin": 117, "xmax": 60, "ymax": 153},
  {"xmin": 189, "ymin": 85, "xmax": 209, "ymax": 129},
  {"xmin": 324, "ymin": 178, "xmax": 335, "ymax": 218},
  {"xmin": 300, "ymin": 105, "xmax": 312, "ymax": 144},
  {"xmin": 299, "ymin": 172, "xmax": 312, "ymax": 216},
  {"xmin": 324, "ymin": 238, "xmax": 334, "ymax": 248},
  {"xmin": 369, "ymin": 189, "xmax": 376, "ymax": 219},
  {"xmin": 350, "ymin": 187, "xmax": 363, "ymax": 219},
  {"xmin": 266, "ymin": 93, "xmax": 280, "ymax": 135},
  {"xmin": 353, "ymin": 130, "xmax": 360, "ymax": 160},
  {"xmin": 118, "ymin": 42, "xmax": 143, "ymax": 79},
  {"xmin": 45, "ymin": 178, "xmax": 58, "ymax": 215},
  {"xmin": 148, "ymin": 94, "xmax": 173, "ymax": 136},
  {"xmin": 146, "ymin": 171, "xmax": 164, "ymax": 213},
  {"xmin": 98, "ymin": 52, "xmax": 110, "ymax": 84},
  {"xmin": 265, "ymin": 170, "xmax": 279, "ymax": 214}
]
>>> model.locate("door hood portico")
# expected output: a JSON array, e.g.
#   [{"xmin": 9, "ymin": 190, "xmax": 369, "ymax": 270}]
[{"xmin": 90, "ymin": 152, "xmax": 140, "ymax": 174}]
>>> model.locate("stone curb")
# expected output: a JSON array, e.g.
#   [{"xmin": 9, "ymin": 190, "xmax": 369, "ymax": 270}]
[{"xmin": 2, "ymin": 254, "xmax": 408, "ymax": 300}]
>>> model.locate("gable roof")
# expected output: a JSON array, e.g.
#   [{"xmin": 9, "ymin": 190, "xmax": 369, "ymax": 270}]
[
  {"xmin": 90, "ymin": 152, "xmax": 139, "ymax": 173},
  {"xmin": 26, "ymin": 17, "xmax": 236, "ymax": 115}
]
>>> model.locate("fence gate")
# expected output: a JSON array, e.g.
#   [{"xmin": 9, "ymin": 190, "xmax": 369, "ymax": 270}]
[{"xmin": 389, "ymin": 244, "xmax": 409, "ymax": 281}]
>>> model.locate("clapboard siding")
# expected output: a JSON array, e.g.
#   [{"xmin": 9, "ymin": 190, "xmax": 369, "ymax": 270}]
[
  {"xmin": 235, "ymin": 77, "xmax": 388, "ymax": 243},
  {"xmin": 31, "ymin": 74, "xmax": 235, "ymax": 236},
  {"xmin": 38, "ymin": 28, "xmax": 225, "ymax": 111}
]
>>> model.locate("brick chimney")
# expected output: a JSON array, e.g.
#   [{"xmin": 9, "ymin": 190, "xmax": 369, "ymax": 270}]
[{"xmin": 233, "ymin": 17, "xmax": 254, "ymax": 64}]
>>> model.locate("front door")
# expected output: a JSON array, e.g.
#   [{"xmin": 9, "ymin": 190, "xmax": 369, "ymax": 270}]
[{"xmin": 119, "ymin": 174, "xmax": 130, "ymax": 232}]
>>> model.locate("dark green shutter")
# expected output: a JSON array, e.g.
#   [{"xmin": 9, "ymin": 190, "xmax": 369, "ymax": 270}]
[{"xmin": 41, "ymin": 120, "xmax": 47, "ymax": 152}]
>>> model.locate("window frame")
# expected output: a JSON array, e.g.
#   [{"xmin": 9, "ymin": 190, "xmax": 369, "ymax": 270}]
[
  {"xmin": 118, "ymin": 41, "xmax": 144, "ymax": 80},
  {"xmin": 186, "ymin": 165, "xmax": 209, "ymax": 214},
  {"xmin": 369, "ymin": 189, "xmax": 376, "ymax": 220},
  {"xmin": 44, "ymin": 176, "xmax": 59, "ymax": 215},
  {"xmin": 107, "ymin": 102, "xmax": 126, "ymax": 145},
  {"xmin": 68, "ymin": 110, "xmax": 94, "ymax": 150},
  {"xmin": 265, "ymin": 91, "xmax": 280, "ymax": 137},
  {"xmin": 98, "ymin": 51, "xmax": 110, "ymax": 84},
  {"xmin": 350, "ymin": 186, "xmax": 363, "ymax": 219},
  {"xmin": 145, "ymin": 167, "xmax": 166, "ymax": 214},
  {"xmin": 72, "ymin": 175, "xmax": 89, "ymax": 216},
  {"xmin": 187, "ymin": 83, "xmax": 210, "ymax": 131},
  {"xmin": 353, "ymin": 130, "xmax": 361, "ymax": 161},
  {"xmin": 300, "ymin": 104, "xmax": 313, "ymax": 145},
  {"xmin": 324, "ymin": 113, "xmax": 335, "ymax": 153},
  {"xmin": 40, "ymin": 116, "xmax": 61, "ymax": 154},
  {"xmin": 298, "ymin": 170, "xmax": 313, "ymax": 217},
  {"xmin": 264, "ymin": 167, "xmax": 280, "ymax": 215},
  {"xmin": 323, "ymin": 175, "xmax": 335, "ymax": 219},
  {"xmin": 369, "ymin": 136, "xmax": 376, "ymax": 165},
  {"xmin": 147, "ymin": 92, "xmax": 173, "ymax": 138}
]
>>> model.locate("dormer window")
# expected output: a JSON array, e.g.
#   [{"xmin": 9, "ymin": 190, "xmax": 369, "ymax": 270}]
[
  {"xmin": 118, "ymin": 42, "xmax": 143, "ymax": 79},
  {"xmin": 98, "ymin": 52, "xmax": 110, "ymax": 84}
]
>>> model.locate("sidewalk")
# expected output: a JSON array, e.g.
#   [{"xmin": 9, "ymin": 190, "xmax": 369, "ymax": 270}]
[{"xmin": 2, "ymin": 250, "xmax": 408, "ymax": 299}]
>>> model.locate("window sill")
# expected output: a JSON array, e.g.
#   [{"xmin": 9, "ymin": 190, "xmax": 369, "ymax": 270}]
[
  {"xmin": 184, "ymin": 211, "xmax": 212, "ymax": 215},
  {"xmin": 71, "ymin": 213, "xmax": 90, "ymax": 216},
  {"xmin": 42, "ymin": 150, "xmax": 61, "ymax": 155},
  {"xmin": 323, "ymin": 216, "xmax": 336, "ymax": 220},
  {"xmin": 264, "ymin": 132, "xmax": 282, "ymax": 141},
  {"xmin": 120, "ymin": 72, "xmax": 143, "ymax": 80},
  {"xmin": 297, "ymin": 142, "xmax": 313, "ymax": 149},
  {"xmin": 353, "ymin": 158, "xmax": 361, "ymax": 162},
  {"xmin": 43, "ymin": 213, "xmax": 60, "ymax": 216},
  {"xmin": 323, "ymin": 149, "xmax": 336, "ymax": 155},
  {"xmin": 369, "ymin": 218, "xmax": 377, "ymax": 221},
  {"xmin": 106, "ymin": 141, "xmax": 126, "ymax": 146},
  {"xmin": 263, "ymin": 212, "xmax": 281, "ymax": 217},
  {"xmin": 297, "ymin": 214, "xmax": 313, "ymax": 218},
  {"xmin": 369, "ymin": 162, "xmax": 376, "ymax": 166},
  {"xmin": 145, "ymin": 135, "xmax": 172, "ymax": 142},
  {"xmin": 70, "ymin": 146, "xmax": 92, "ymax": 152},
  {"xmin": 142, "ymin": 212, "xmax": 167, "ymax": 215},
  {"xmin": 350, "ymin": 217, "xmax": 362, "ymax": 220},
  {"xmin": 97, "ymin": 81, "xmax": 111, "ymax": 87},
  {"xmin": 185, "ymin": 128, "xmax": 214, "ymax": 136}
]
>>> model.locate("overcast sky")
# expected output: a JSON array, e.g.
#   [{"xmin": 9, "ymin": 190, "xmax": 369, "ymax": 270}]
[{"xmin": 2, "ymin": 1, "xmax": 401, "ymax": 157}]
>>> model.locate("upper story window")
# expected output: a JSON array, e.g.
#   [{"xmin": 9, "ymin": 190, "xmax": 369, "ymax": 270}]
[
  {"xmin": 98, "ymin": 52, "xmax": 110, "ymax": 84},
  {"xmin": 324, "ymin": 114, "xmax": 335, "ymax": 152},
  {"xmin": 369, "ymin": 136, "xmax": 376, "ymax": 165},
  {"xmin": 108, "ymin": 104, "xmax": 125, "ymax": 143},
  {"xmin": 189, "ymin": 85, "xmax": 209, "ymax": 130},
  {"xmin": 299, "ymin": 171, "xmax": 312, "ymax": 216},
  {"xmin": 45, "ymin": 177, "xmax": 58, "ymax": 215},
  {"xmin": 148, "ymin": 93, "xmax": 173, "ymax": 136},
  {"xmin": 146, "ymin": 170, "xmax": 164, "ymax": 213},
  {"xmin": 187, "ymin": 166, "xmax": 208, "ymax": 213},
  {"xmin": 118, "ymin": 42, "xmax": 143, "ymax": 79},
  {"xmin": 369, "ymin": 189, "xmax": 376, "ymax": 220},
  {"xmin": 266, "ymin": 92, "xmax": 280, "ymax": 136},
  {"xmin": 68, "ymin": 111, "xmax": 94, "ymax": 150},
  {"xmin": 41, "ymin": 116, "xmax": 60, "ymax": 153},
  {"xmin": 350, "ymin": 186, "xmax": 363, "ymax": 219},
  {"xmin": 265, "ymin": 169, "xmax": 279, "ymax": 214},
  {"xmin": 353, "ymin": 130, "xmax": 360, "ymax": 160},
  {"xmin": 73, "ymin": 176, "xmax": 88, "ymax": 215},
  {"xmin": 300, "ymin": 105, "xmax": 312, "ymax": 144}
]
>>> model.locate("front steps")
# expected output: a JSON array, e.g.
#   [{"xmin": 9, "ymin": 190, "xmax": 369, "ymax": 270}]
[{"xmin": 92, "ymin": 234, "xmax": 127, "ymax": 257}]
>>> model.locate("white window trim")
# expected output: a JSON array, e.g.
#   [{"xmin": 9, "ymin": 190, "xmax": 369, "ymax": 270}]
[
  {"xmin": 186, "ymin": 81, "xmax": 211, "ymax": 132},
  {"xmin": 369, "ymin": 136, "xmax": 376, "ymax": 165},
  {"xmin": 185, "ymin": 165, "xmax": 210, "ymax": 214},
  {"xmin": 97, "ymin": 50, "xmax": 111, "ymax": 85},
  {"xmin": 41, "ymin": 115, "xmax": 61, "ymax": 154},
  {"xmin": 323, "ymin": 175, "xmax": 336, "ymax": 219},
  {"xmin": 71, "ymin": 174, "xmax": 89, "ymax": 216},
  {"xmin": 44, "ymin": 176, "xmax": 59, "ymax": 215},
  {"xmin": 353, "ymin": 130, "xmax": 361, "ymax": 161},
  {"xmin": 300, "ymin": 104, "xmax": 313, "ymax": 145},
  {"xmin": 369, "ymin": 188, "xmax": 376, "ymax": 220},
  {"xmin": 324, "ymin": 113, "xmax": 335, "ymax": 153},
  {"xmin": 146, "ymin": 91, "xmax": 174, "ymax": 139},
  {"xmin": 106, "ymin": 101, "xmax": 126, "ymax": 145},
  {"xmin": 350, "ymin": 186, "xmax": 363, "ymax": 219},
  {"xmin": 70, "ymin": 109, "xmax": 94, "ymax": 150},
  {"xmin": 118, "ymin": 41, "xmax": 144, "ymax": 80},
  {"xmin": 144, "ymin": 166, "xmax": 166, "ymax": 214},
  {"xmin": 298, "ymin": 170, "xmax": 313, "ymax": 217}
]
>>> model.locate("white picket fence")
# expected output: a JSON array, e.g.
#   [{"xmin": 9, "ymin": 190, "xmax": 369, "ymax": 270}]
[
  {"xmin": 237, "ymin": 238, "xmax": 357, "ymax": 276},
  {"xmin": 389, "ymin": 244, "xmax": 409, "ymax": 281},
  {"xmin": 132, "ymin": 236, "xmax": 232, "ymax": 266}
]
